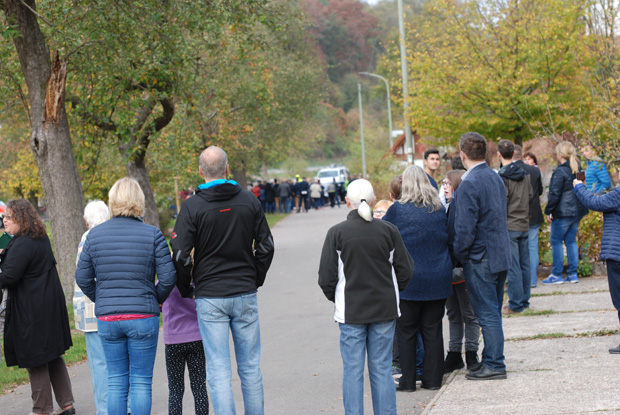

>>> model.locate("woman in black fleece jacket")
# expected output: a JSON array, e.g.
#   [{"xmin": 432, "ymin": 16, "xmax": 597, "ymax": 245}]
[{"xmin": 318, "ymin": 179, "xmax": 414, "ymax": 415}]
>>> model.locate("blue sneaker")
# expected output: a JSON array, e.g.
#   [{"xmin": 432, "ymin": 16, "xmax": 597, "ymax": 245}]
[
  {"xmin": 542, "ymin": 274, "xmax": 564, "ymax": 285},
  {"xmin": 567, "ymin": 274, "xmax": 579, "ymax": 283}
]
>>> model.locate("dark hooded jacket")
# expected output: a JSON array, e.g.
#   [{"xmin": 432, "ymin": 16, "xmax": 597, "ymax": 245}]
[
  {"xmin": 545, "ymin": 161, "xmax": 588, "ymax": 218},
  {"xmin": 171, "ymin": 182, "xmax": 275, "ymax": 298},
  {"xmin": 499, "ymin": 162, "xmax": 533, "ymax": 232}
]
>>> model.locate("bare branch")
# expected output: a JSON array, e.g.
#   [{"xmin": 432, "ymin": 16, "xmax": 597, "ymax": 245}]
[
  {"xmin": 18, "ymin": 0, "xmax": 55, "ymax": 28},
  {"xmin": 67, "ymin": 96, "xmax": 118, "ymax": 132}
]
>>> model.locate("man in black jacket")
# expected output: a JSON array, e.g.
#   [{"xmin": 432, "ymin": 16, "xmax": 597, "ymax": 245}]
[
  {"xmin": 513, "ymin": 145, "xmax": 544, "ymax": 288},
  {"xmin": 171, "ymin": 146, "xmax": 275, "ymax": 415}
]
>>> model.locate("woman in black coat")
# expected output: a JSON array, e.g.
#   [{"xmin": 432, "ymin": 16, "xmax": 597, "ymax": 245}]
[
  {"xmin": 543, "ymin": 141, "xmax": 588, "ymax": 285},
  {"xmin": 0, "ymin": 199, "xmax": 75, "ymax": 415}
]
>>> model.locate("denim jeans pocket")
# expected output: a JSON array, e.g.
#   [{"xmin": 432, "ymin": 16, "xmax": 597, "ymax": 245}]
[
  {"xmin": 198, "ymin": 298, "xmax": 228, "ymax": 322},
  {"xmin": 241, "ymin": 294, "xmax": 259, "ymax": 322},
  {"xmin": 127, "ymin": 317, "xmax": 158, "ymax": 339}
]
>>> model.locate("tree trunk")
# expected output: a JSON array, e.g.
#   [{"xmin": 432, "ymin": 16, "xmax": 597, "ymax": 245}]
[
  {"xmin": 126, "ymin": 159, "xmax": 160, "ymax": 227},
  {"xmin": 231, "ymin": 160, "xmax": 248, "ymax": 189},
  {"xmin": 4, "ymin": 0, "xmax": 86, "ymax": 297}
]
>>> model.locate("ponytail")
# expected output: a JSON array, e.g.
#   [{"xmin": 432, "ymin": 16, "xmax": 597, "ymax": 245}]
[
  {"xmin": 358, "ymin": 199, "xmax": 372, "ymax": 222},
  {"xmin": 569, "ymin": 154, "xmax": 579, "ymax": 175}
]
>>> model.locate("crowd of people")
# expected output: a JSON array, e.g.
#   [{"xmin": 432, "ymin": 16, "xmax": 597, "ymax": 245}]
[
  {"xmin": 247, "ymin": 175, "xmax": 358, "ymax": 214},
  {"xmin": 0, "ymin": 135, "xmax": 619, "ymax": 415},
  {"xmin": 318, "ymin": 133, "xmax": 620, "ymax": 414}
]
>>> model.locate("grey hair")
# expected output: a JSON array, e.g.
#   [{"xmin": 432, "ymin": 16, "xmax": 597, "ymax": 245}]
[
  {"xmin": 346, "ymin": 179, "xmax": 375, "ymax": 222},
  {"xmin": 199, "ymin": 146, "xmax": 228, "ymax": 180},
  {"xmin": 399, "ymin": 165, "xmax": 442, "ymax": 211},
  {"xmin": 83, "ymin": 200, "xmax": 111, "ymax": 228}
]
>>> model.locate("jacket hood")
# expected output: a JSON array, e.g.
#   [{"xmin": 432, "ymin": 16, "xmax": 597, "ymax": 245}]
[
  {"xmin": 196, "ymin": 183, "xmax": 242, "ymax": 202},
  {"xmin": 499, "ymin": 162, "xmax": 527, "ymax": 181}
]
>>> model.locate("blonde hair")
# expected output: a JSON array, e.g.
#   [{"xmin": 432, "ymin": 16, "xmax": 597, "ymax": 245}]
[
  {"xmin": 399, "ymin": 165, "xmax": 442, "ymax": 211},
  {"xmin": 556, "ymin": 141, "xmax": 580, "ymax": 174},
  {"xmin": 374, "ymin": 199, "xmax": 394, "ymax": 212},
  {"xmin": 373, "ymin": 199, "xmax": 393, "ymax": 219},
  {"xmin": 346, "ymin": 179, "xmax": 375, "ymax": 222},
  {"xmin": 108, "ymin": 177, "xmax": 145, "ymax": 218}
]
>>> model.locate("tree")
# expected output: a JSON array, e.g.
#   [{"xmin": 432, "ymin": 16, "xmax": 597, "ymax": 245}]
[
  {"xmin": 302, "ymin": 0, "xmax": 380, "ymax": 83},
  {"xmin": 1, "ymin": 0, "xmax": 86, "ymax": 295},
  {"xmin": 382, "ymin": 0, "xmax": 587, "ymax": 145}
]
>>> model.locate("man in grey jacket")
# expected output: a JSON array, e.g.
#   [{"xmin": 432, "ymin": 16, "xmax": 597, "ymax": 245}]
[{"xmin": 498, "ymin": 140, "xmax": 532, "ymax": 315}]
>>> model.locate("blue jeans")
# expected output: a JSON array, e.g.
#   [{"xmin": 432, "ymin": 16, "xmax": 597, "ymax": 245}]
[
  {"xmin": 339, "ymin": 320, "xmax": 397, "ymax": 415},
  {"xmin": 463, "ymin": 257, "xmax": 506, "ymax": 371},
  {"xmin": 550, "ymin": 216, "xmax": 582, "ymax": 276},
  {"xmin": 98, "ymin": 316, "xmax": 159, "ymax": 415},
  {"xmin": 528, "ymin": 224, "xmax": 540, "ymax": 286},
  {"xmin": 279, "ymin": 196, "xmax": 290, "ymax": 213},
  {"xmin": 196, "ymin": 292, "xmax": 263, "ymax": 415},
  {"xmin": 507, "ymin": 230, "xmax": 531, "ymax": 312},
  {"xmin": 86, "ymin": 331, "xmax": 108, "ymax": 415}
]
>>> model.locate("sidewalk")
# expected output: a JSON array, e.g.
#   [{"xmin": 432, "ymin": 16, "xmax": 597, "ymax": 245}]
[{"xmin": 425, "ymin": 275, "xmax": 620, "ymax": 414}]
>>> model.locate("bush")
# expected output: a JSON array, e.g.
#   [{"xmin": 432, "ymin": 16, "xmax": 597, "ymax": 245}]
[{"xmin": 578, "ymin": 258, "xmax": 593, "ymax": 277}]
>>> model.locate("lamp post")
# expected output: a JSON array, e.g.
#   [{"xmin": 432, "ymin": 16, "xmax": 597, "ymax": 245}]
[
  {"xmin": 397, "ymin": 0, "xmax": 414, "ymax": 164},
  {"xmin": 358, "ymin": 83, "xmax": 367, "ymax": 177},
  {"xmin": 358, "ymin": 72, "xmax": 393, "ymax": 149}
]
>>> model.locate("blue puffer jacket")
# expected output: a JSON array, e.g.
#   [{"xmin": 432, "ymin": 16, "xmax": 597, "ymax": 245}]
[
  {"xmin": 574, "ymin": 185, "xmax": 620, "ymax": 262},
  {"xmin": 75, "ymin": 216, "xmax": 177, "ymax": 317}
]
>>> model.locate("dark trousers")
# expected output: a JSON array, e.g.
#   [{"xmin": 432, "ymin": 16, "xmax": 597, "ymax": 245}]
[
  {"xmin": 397, "ymin": 299, "xmax": 446, "ymax": 389},
  {"xmin": 297, "ymin": 195, "xmax": 308, "ymax": 212},
  {"xmin": 328, "ymin": 193, "xmax": 339, "ymax": 207},
  {"xmin": 607, "ymin": 260, "xmax": 620, "ymax": 324},
  {"xmin": 27, "ymin": 356, "xmax": 74, "ymax": 414},
  {"xmin": 165, "ymin": 341, "xmax": 209, "ymax": 415}
]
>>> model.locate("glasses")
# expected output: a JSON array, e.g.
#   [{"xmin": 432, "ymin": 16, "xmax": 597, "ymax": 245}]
[
  {"xmin": 2, "ymin": 215, "xmax": 12, "ymax": 220},
  {"xmin": 442, "ymin": 180, "xmax": 452, "ymax": 188}
]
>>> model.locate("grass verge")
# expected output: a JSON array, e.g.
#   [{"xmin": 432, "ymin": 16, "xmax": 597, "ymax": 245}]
[
  {"xmin": 507, "ymin": 328, "xmax": 619, "ymax": 342},
  {"xmin": 530, "ymin": 289, "xmax": 609, "ymax": 297},
  {"xmin": 1, "ymin": 304, "xmax": 87, "ymax": 395},
  {"xmin": 266, "ymin": 212, "xmax": 289, "ymax": 229}
]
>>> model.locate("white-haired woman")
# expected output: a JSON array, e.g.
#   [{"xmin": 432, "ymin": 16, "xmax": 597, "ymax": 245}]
[
  {"xmin": 543, "ymin": 142, "xmax": 588, "ymax": 285},
  {"xmin": 318, "ymin": 179, "xmax": 414, "ymax": 415},
  {"xmin": 76, "ymin": 178, "xmax": 177, "ymax": 415},
  {"xmin": 73, "ymin": 200, "xmax": 111, "ymax": 415},
  {"xmin": 384, "ymin": 165, "xmax": 453, "ymax": 392}
]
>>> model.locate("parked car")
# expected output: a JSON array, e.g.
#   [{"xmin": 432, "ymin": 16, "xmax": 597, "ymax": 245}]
[{"xmin": 316, "ymin": 166, "xmax": 350, "ymax": 187}]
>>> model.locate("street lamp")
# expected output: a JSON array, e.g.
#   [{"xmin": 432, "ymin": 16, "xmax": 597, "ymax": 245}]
[
  {"xmin": 358, "ymin": 83, "xmax": 367, "ymax": 177},
  {"xmin": 358, "ymin": 72, "xmax": 394, "ymax": 149},
  {"xmin": 397, "ymin": 0, "xmax": 414, "ymax": 164}
]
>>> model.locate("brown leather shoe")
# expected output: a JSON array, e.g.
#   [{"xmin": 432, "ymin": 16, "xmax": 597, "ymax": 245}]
[{"xmin": 502, "ymin": 305, "xmax": 521, "ymax": 315}]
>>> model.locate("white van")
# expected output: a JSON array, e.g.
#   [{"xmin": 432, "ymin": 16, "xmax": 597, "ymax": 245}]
[{"xmin": 316, "ymin": 166, "xmax": 350, "ymax": 187}]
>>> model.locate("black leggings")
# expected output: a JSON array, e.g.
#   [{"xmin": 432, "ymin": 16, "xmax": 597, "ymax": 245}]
[{"xmin": 165, "ymin": 341, "xmax": 209, "ymax": 415}]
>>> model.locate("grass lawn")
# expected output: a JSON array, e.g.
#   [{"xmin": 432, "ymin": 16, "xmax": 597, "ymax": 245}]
[{"xmin": 0, "ymin": 304, "xmax": 87, "ymax": 394}]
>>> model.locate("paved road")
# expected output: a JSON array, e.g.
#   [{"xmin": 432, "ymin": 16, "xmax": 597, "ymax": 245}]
[
  {"xmin": 0, "ymin": 206, "xmax": 438, "ymax": 414},
  {"xmin": 4, "ymin": 205, "xmax": 617, "ymax": 414}
]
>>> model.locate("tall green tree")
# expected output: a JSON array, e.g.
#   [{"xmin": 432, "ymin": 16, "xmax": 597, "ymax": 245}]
[{"xmin": 381, "ymin": 0, "xmax": 587, "ymax": 145}]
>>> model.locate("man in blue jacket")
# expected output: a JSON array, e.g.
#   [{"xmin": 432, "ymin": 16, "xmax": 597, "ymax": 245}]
[{"xmin": 453, "ymin": 132, "xmax": 512, "ymax": 380}]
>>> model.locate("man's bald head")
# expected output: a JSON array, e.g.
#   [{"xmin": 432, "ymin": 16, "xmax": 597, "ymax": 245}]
[{"xmin": 199, "ymin": 146, "xmax": 228, "ymax": 181}]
